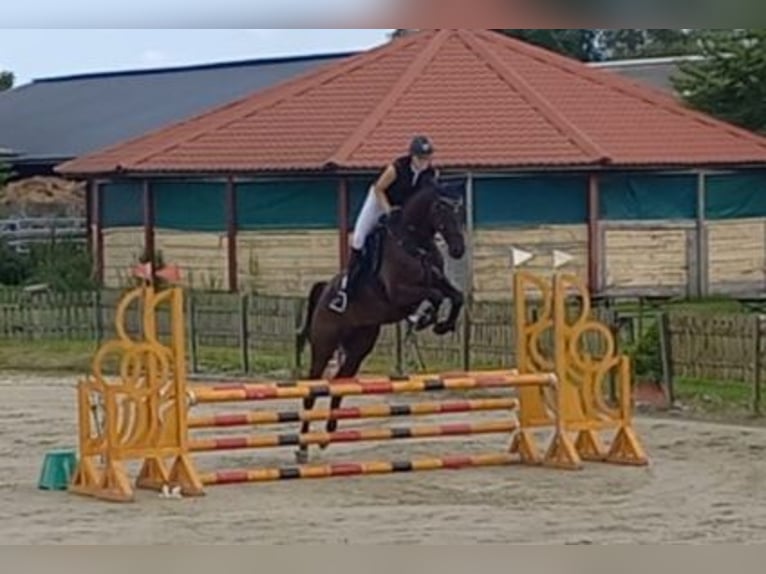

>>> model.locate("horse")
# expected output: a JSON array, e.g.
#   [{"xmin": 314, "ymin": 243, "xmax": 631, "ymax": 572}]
[{"xmin": 294, "ymin": 181, "xmax": 466, "ymax": 463}]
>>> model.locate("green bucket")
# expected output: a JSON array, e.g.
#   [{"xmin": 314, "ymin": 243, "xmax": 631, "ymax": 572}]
[{"xmin": 38, "ymin": 449, "xmax": 78, "ymax": 491}]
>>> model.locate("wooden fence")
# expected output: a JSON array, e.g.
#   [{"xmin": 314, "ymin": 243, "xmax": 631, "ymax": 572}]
[{"xmin": 0, "ymin": 286, "xmax": 763, "ymax": 413}]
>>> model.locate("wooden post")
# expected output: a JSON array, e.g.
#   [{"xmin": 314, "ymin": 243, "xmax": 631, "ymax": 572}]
[
  {"xmin": 294, "ymin": 299, "xmax": 305, "ymax": 376},
  {"xmin": 142, "ymin": 179, "xmax": 155, "ymax": 263},
  {"xmin": 85, "ymin": 179, "xmax": 93, "ymax": 258},
  {"xmin": 226, "ymin": 176, "xmax": 238, "ymax": 292},
  {"xmin": 754, "ymin": 315, "xmax": 763, "ymax": 417},
  {"xmin": 187, "ymin": 292, "xmax": 199, "ymax": 374},
  {"xmin": 659, "ymin": 311, "xmax": 676, "ymax": 407},
  {"xmin": 239, "ymin": 293, "xmax": 250, "ymax": 374},
  {"xmin": 338, "ymin": 177, "xmax": 350, "ymax": 269},
  {"xmin": 587, "ymin": 174, "xmax": 600, "ymax": 294}
]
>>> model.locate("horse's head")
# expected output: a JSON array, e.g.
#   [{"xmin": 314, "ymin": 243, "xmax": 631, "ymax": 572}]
[{"xmin": 403, "ymin": 181, "xmax": 466, "ymax": 259}]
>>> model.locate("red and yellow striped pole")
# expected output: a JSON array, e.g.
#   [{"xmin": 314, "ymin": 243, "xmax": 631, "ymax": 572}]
[
  {"xmin": 188, "ymin": 397, "xmax": 518, "ymax": 429},
  {"xmin": 190, "ymin": 419, "xmax": 517, "ymax": 452},
  {"xmin": 189, "ymin": 373, "xmax": 555, "ymax": 404},
  {"xmin": 200, "ymin": 452, "xmax": 517, "ymax": 485}
]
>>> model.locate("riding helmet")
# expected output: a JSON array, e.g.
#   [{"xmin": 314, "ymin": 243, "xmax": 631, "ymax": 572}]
[{"xmin": 409, "ymin": 135, "xmax": 434, "ymax": 157}]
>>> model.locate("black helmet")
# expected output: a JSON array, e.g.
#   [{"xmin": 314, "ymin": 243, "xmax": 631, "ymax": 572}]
[{"xmin": 409, "ymin": 135, "xmax": 434, "ymax": 157}]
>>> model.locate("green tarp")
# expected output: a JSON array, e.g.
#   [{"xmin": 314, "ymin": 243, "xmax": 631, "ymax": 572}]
[
  {"xmin": 473, "ymin": 175, "xmax": 587, "ymax": 226},
  {"xmin": 706, "ymin": 171, "xmax": 766, "ymax": 220},
  {"xmin": 599, "ymin": 173, "xmax": 697, "ymax": 220},
  {"xmin": 237, "ymin": 179, "xmax": 337, "ymax": 230},
  {"xmin": 101, "ymin": 181, "xmax": 143, "ymax": 227},
  {"xmin": 154, "ymin": 181, "xmax": 226, "ymax": 231}
]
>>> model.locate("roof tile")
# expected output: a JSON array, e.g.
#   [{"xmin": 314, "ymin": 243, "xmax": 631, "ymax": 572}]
[{"xmin": 57, "ymin": 29, "xmax": 766, "ymax": 175}]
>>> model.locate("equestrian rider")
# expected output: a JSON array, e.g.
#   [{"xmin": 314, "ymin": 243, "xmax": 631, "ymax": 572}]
[{"xmin": 329, "ymin": 135, "xmax": 439, "ymax": 313}]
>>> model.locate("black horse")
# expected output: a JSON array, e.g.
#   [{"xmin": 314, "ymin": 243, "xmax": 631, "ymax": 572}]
[{"xmin": 294, "ymin": 181, "xmax": 466, "ymax": 462}]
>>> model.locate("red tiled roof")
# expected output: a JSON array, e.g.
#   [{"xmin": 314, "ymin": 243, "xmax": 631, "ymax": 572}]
[{"xmin": 57, "ymin": 29, "xmax": 766, "ymax": 175}]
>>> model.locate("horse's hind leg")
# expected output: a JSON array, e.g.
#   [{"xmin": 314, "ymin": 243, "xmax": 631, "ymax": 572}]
[
  {"xmin": 296, "ymin": 337, "xmax": 338, "ymax": 464},
  {"xmin": 324, "ymin": 326, "xmax": 382, "ymax": 438}
]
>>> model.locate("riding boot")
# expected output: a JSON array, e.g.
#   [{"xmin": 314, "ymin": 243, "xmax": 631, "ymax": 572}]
[{"xmin": 329, "ymin": 248, "xmax": 363, "ymax": 313}]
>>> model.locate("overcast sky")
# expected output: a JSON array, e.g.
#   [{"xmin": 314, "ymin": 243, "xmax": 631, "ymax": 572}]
[{"xmin": 0, "ymin": 29, "xmax": 393, "ymax": 86}]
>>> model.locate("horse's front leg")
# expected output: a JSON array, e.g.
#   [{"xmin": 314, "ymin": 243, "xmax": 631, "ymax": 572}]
[
  {"xmin": 391, "ymin": 285, "xmax": 445, "ymax": 330},
  {"xmin": 432, "ymin": 277, "xmax": 464, "ymax": 335}
]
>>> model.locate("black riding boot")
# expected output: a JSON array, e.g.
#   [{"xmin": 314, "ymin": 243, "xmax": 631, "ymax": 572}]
[{"xmin": 329, "ymin": 248, "xmax": 363, "ymax": 313}]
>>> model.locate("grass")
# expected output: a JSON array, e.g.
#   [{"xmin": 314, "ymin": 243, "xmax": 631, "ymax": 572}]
[
  {"xmin": 3, "ymin": 337, "xmax": 763, "ymax": 425},
  {"xmin": 673, "ymin": 377, "xmax": 759, "ymax": 420},
  {"xmin": 0, "ymin": 339, "xmax": 98, "ymax": 373},
  {"xmin": 0, "ymin": 337, "xmax": 461, "ymax": 379}
]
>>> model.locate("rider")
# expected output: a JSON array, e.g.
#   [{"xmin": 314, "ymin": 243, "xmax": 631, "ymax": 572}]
[{"xmin": 329, "ymin": 135, "xmax": 439, "ymax": 313}]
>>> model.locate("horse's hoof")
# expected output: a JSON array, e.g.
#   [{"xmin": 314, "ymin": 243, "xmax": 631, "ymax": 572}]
[{"xmin": 295, "ymin": 450, "xmax": 309, "ymax": 464}]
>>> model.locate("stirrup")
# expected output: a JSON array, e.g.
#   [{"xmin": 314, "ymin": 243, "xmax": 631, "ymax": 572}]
[{"xmin": 329, "ymin": 291, "xmax": 348, "ymax": 313}]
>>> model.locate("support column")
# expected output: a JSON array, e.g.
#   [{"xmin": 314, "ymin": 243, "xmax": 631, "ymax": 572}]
[
  {"xmin": 587, "ymin": 174, "xmax": 600, "ymax": 293},
  {"xmin": 696, "ymin": 171, "xmax": 708, "ymax": 298},
  {"xmin": 94, "ymin": 181, "xmax": 104, "ymax": 285},
  {"xmin": 142, "ymin": 179, "xmax": 155, "ymax": 263},
  {"xmin": 226, "ymin": 176, "xmax": 238, "ymax": 292},
  {"xmin": 85, "ymin": 179, "xmax": 93, "ymax": 258}
]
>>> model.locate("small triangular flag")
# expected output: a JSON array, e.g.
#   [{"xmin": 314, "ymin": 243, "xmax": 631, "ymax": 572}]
[
  {"xmin": 552, "ymin": 250, "xmax": 574, "ymax": 269},
  {"xmin": 510, "ymin": 247, "xmax": 534, "ymax": 268}
]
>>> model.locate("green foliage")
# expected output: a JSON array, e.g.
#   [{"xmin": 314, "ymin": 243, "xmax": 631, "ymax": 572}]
[
  {"xmin": 26, "ymin": 241, "xmax": 96, "ymax": 291},
  {"xmin": 502, "ymin": 29, "xmax": 603, "ymax": 61},
  {"xmin": 0, "ymin": 240, "xmax": 30, "ymax": 285},
  {"xmin": 627, "ymin": 320, "xmax": 663, "ymax": 382},
  {"xmin": 604, "ymin": 29, "xmax": 700, "ymax": 59},
  {"xmin": 0, "ymin": 71, "xmax": 13, "ymax": 92},
  {"xmin": 673, "ymin": 29, "xmax": 766, "ymax": 133},
  {"xmin": 0, "ymin": 240, "xmax": 95, "ymax": 291},
  {"xmin": 500, "ymin": 29, "xmax": 701, "ymax": 62}
]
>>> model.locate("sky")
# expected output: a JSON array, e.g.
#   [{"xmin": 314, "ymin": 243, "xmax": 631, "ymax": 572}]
[{"xmin": 0, "ymin": 29, "xmax": 394, "ymax": 86}]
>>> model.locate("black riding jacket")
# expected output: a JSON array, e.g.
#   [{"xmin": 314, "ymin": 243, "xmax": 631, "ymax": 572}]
[{"xmin": 385, "ymin": 155, "xmax": 438, "ymax": 207}]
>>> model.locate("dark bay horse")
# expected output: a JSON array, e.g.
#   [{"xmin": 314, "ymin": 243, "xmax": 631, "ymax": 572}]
[{"xmin": 294, "ymin": 182, "xmax": 466, "ymax": 462}]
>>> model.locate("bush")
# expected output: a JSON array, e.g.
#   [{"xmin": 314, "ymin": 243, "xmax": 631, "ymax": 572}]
[
  {"xmin": 0, "ymin": 239, "xmax": 95, "ymax": 291},
  {"xmin": 0, "ymin": 239, "xmax": 30, "ymax": 285},
  {"xmin": 628, "ymin": 319, "xmax": 663, "ymax": 382},
  {"xmin": 25, "ymin": 241, "xmax": 96, "ymax": 291}
]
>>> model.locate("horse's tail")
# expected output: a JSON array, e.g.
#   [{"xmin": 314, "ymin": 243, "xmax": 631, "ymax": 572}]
[{"xmin": 296, "ymin": 280, "xmax": 328, "ymax": 354}]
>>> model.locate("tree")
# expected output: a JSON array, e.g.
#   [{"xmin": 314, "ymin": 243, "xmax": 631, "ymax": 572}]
[
  {"xmin": 501, "ymin": 29, "xmax": 603, "ymax": 62},
  {"xmin": 603, "ymin": 29, "xmax": 700, "ymax": 59},
  {"xmin": 672, "ymin": 29, "xmax": 766, "ymax": 133},
  {"xmin": 0, "ymin": 71, "xmax": 13, "ymax": 91},
  {"xmin": 500, "ymin": 29, "xmax": 701, "ymax": 62},
  {"xmin": 391, "ymin": 30, "xmax": 702, "ymax": 63}
]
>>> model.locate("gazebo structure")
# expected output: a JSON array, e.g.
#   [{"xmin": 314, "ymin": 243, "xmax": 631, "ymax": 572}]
[{"xmin": 57, "ymin": 29, "xmax": 766, "ymax": 299}]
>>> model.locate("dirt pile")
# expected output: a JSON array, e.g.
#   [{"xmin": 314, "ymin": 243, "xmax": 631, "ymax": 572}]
[{"xmin": 0, "ymin": 176, "xmax": 86, "ymax": 217}]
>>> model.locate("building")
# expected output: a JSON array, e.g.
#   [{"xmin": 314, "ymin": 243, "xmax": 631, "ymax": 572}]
[
  {"xmin": 55, "ymin": 29, "xmax": 766, "ymax": 298},
  {"xmin": 0, "ymin": 52, "xmax": 352, "ymax": 178}
]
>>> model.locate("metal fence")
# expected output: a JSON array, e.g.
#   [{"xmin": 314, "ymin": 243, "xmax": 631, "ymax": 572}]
[{"xmin": 0, "ymin": 217, "xmax": 87, "ymax": 253}]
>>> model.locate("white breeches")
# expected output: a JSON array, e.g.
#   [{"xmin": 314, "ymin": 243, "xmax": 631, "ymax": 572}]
[{"xmin": 351, "ymin": 186, "xmax": 386, "ymax": 251}]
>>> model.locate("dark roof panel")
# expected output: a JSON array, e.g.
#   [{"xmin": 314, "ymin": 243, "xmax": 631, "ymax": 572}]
[{"xmin": 0, "ymin": 52, "xmax": 351, "ymax": 163}]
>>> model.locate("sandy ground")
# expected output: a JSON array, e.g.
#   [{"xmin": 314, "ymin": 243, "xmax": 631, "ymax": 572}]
[{"xmin": 1, "ymin": 371, "xmax": 766, "ymax": 544}]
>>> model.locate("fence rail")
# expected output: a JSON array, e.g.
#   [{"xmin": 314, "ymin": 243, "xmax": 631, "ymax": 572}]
[
  {"xmin": 0, "ymin": 217, "xmax": 87, "ymax": 252},
  {"xmin": 0, "ymin": 286, "xmax": 763, "ymax": 413}
]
